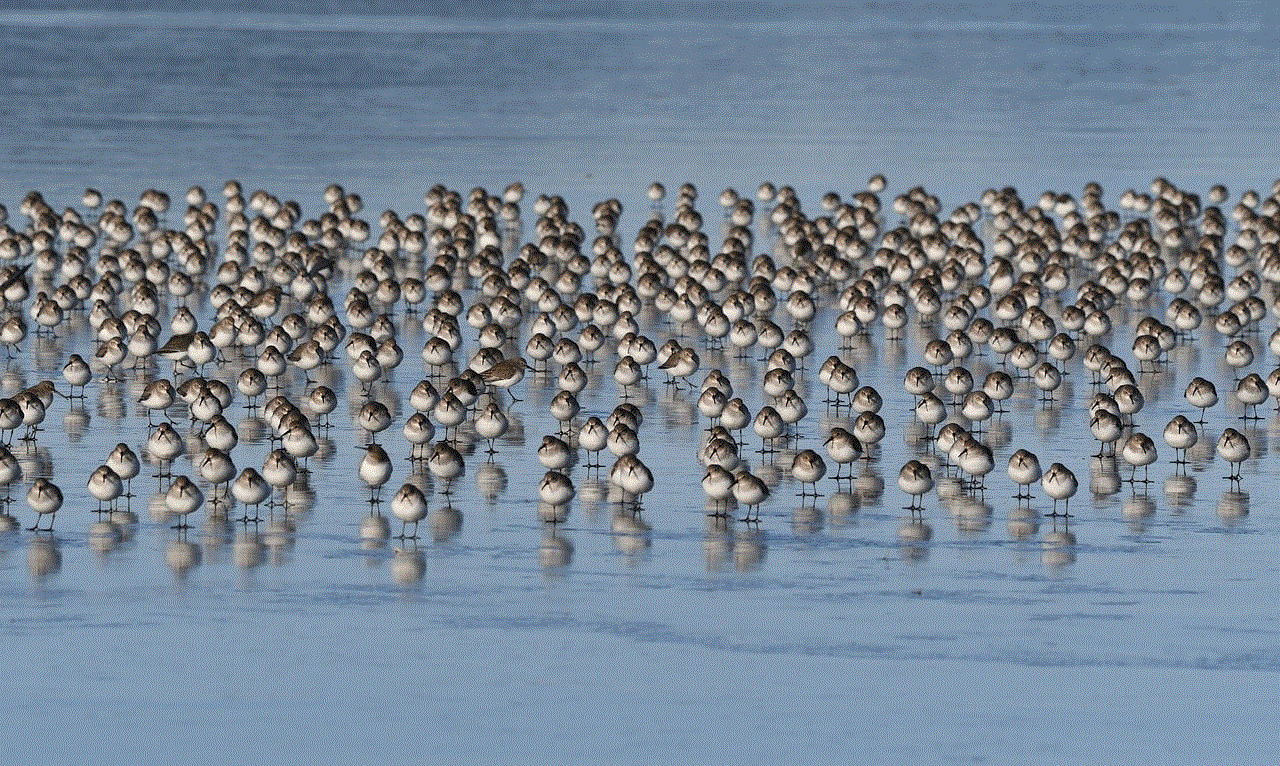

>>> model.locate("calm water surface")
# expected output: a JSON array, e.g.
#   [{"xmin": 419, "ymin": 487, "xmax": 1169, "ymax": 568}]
[{"xmin": 3, "ymin": 1, "xmax": 1280, "ymax": 763}]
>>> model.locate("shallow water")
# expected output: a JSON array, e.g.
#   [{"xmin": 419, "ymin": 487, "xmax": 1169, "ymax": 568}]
[{"xmin": 3, "ymin": 1, "xmax": 1280, "ymax": 762}]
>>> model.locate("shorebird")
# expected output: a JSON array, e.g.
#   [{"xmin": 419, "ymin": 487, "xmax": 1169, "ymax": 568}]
[
  {"xmin": 357, "ymin": 400, "xmax": 393, "ymax": 442},
  {"xmin": 732, "ymin": 468, "xmax": 769, "ymax": 522},
  {"xmin": 262, "ymin": 449, "xmax": 298, "ymax": 508},
  {"xmin": 983, "ymin": 370, "xmax": 1014, "ymax": 414},
  {"xmin": 537, "ymin": 435, "xmax": 573, "ymax": 470},
  {"xmin": 791, "ymin": 449, "xmax": 826, "ymax": 501},
  {"xmin": 409, "ymin": 379, "xmax": 440, "ymax": 412},
  {"xmin": 157, "ymin": 331, "xmax": 196, "ymax": 372},
  {"xmin": 106, "ymin": 443, "xmax": 140, "ymax": 498},
  {"xmin": 914, "ymin": 392, "xmax": 947, "ymax": 435},
  {"xmin": 1184, "ymin": 377, "xmax": 1218, "ymax": 423},
  {"xmin": 548, "ymin": 390, "xmax": 580, "ymax": 434},
  {"xmin": 61, "ymin": 355, "xmax": 91, "ymax": 399},
  {"xmin": 1216, "ymin": 428, "xmax": 1251, "ymax": 487},
  {"xmin": 352, "ymin": 349, "xmax": 382, "ymax": 390},
  {"xmin": 1163, "ymin": 416, "xmax": 1197, "ymax": 472},
  {"xmin": 702, "ymin": 465, "xmax": 736, "ymax": 515},
  {"xmin": 658, "ymin": 345, "xmax": 699, "ymax": 390},
  {"xmin": 752, "ymin": 405, "xmax": 785, "ymax": 455},
  {"xmin": 474, "ymin": 401, "xmax": 510, "ymax": 457},
  {"xmin": 137, "ymin": 379, "xmax": 175, "ymax": 425},
  {"xmin": 1042, "ymin": 463, "xmax": 1078, "ymax": 517},
  {"xmin": 852, "ymin": 411, "xmax": 886, "ymax": 457},
  {"xmin": 898, "ymin": 460, "xmax": 934, "ymax": 513},
  {"xmin": 164, "ymin": 476, "xmax": 204, "ymax": 529},
  {"xmin": 606, "ymin": 423, "xmax": 640, "ymax": 458},
  {"xmin": 391, "ymin": 482, "xmax": 429, "ymax": 539},
  {"xmin": 147, "ymin": 423, "xmax": 185, "ymax": 479},
  {"xmin": 204, "ymin": 416, "xmax": 239, "ymax": 453},
  {"xmin": 231, "ymin": 467, "xmax": 271, "ymax": 523},
  {"xmin": 1235, "ymin": 373, "xmax": 1267, "ymax": 420},
  {"xmin": 426, "ymin": 441, "xmax": 465, "ymax": 493},
  {"xmin": 306, "ymin": 385, "xmax": 337, "ymax": 426},
  {"xmin": 1007, "ymin": 449, "xmax": 1041, "ymax": 503},
  {"xmin": 287, "ymin": 340, "xmax": 325, "ymax": 382},
  {"xmin": 954, "ymin": 438, "xmax": 994, "ymax": 492},
  {"xmin": 358, "ymin": 443, "xmax": 393, "ymax": 503},
  {"xmin": 480, "ymin": 357, "xmax": 529, "ymax": 402},
  {"xmin": 609, "ymin": 454, "xmax": 654, "ymax": 505},
  {"xmin": 1121, "ymin": 433, "xmax": 1158, "ymax": 484},
  {"xmin": 198, "ymin": 447, "xmax": 236, "ymax": 496},
  {"xmin": 87, "ymin": 465, "xmax": 122, "ymax": 515},
  {"xmin": 26, "ymin": 478, "xmax": 63, "ymax": 531},
  {"xmin": 403, "ymin": 413, "xmax": 435, "ymax": 459},
  {"xmin": 0, "ymin": 447, "xmax": 21, "ymax": 508},
  {"xmin": 237, "ymin": 368, "xmax": 268, "ymax": 405},
  {"xmin": 538, "ymin": 471, "xmax": 575, "ymax": 522},
  {"xmin": 1089, "ymin": 409, "xmax": 1124, "ymax": 458},
  {"xmin": 823, "ymin": 426, "xmax": 862, "ymax": 480}
]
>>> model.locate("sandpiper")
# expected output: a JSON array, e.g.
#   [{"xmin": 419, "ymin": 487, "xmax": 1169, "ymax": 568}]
[
  {"xmin": 231, "ymin": 467, "xmax": 271, "ymax": 523},
  {"xmin": 474, "ymin": 401, "xmax": 510, "ymax": 457},
  {"xmin": 1042, "ymin": 463, "xmax": 1078, "ymax": 517},
  {"xmin": 538, "ymin": 471, "xmax": 575, "ymax": 522},
  {"xmin": 791, "ymin": 449, "xmax": 827, "ymax": 500},
  {"xmin": 1120, "ymin": 433, "xmax": 1157, "ymax": 484},
  {"xmin": 391, "ymin": 482, "xmax": 429, "ymax": 539},
  {"xmin": 1007, "ymin": 449, "xmax": 1041, "ymax": 503},
  {"xmin": 1163, "ymin": 416, "xmax": 1197, "ymax": 472},
  {"xmin": 732, "ymin": 469, "xmax": 769, "ymax": 522},
  {"xmin": 1184, "ymin": 377, "xmax": 1218, "ymax": 423},
  {"xmin": 61, "ymin": 355, "xmax": 91, "ymax": 399},
  {"xmin": 26, "ymin": 478, "xmax": 63, "ymax": 531},
  {"xmin": 426, "ymin": 441, "xmax": 465, "ymax": 492},
  {"xmin": 165, "ymin": 476, "xmax": 204, "ymax": 529},
  {"xmin": 480, "ymin": 357, "xmax": 529, "ymax": 401},
  {"xmin": 87, "ymin": 465, "xmax": 122, "ymax": 514},
  {"xmin": 898, "ymin": 460, "xmax": 933, "ymax": 513},
  {"xmin": 702, "ymin": 465, "xmax": 736, "ymax": 515},
  {"xmin": 106, "ymin": 443, "xmax": 140, "ymax": 498},
  {"xmin": 1216, "ymin": 428, "xmax": 1251, "ymax": 487}
]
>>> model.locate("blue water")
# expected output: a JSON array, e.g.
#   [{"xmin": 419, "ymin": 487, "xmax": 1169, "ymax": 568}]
[{"xmin": 3, "ymin": 2, "xmax": 1280, "ymax": 762}]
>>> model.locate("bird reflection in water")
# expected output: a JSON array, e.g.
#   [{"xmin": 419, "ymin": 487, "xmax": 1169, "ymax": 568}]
[
  {"xmin": 164, "ymin": 538, "xmax": 201, "ymax": 579},
  {"xmin": 1216, "ymin": 490, "xmax": 1249, "ymax": 525},
  {"xmin": 1121, "ymin": 494, "xmax": 1156, "ymax": 534},
  {"xmin": 262, "ymin": 518, "xmax": 296, "ymax": 565},
  {"xmin": 827, "ymin": 491, "xmax": 858, "ymax": 529},
  {"xmin": 234, "ymin": 531, "xmax": 266, "ymax": 570},
  {"xmin": 1007, "ymin": 506, "xmax": 1039, "ymax": 541},
  {"xmin": 62, "ymin": 409, "xmax": 89, "ymax": 443},
  {"xmin": 87, "ymin": 519, "xmax": 123, "ymax": 557},
  {"xmin": 1163, "ymin": 473, "xmax": 1197, "ymax": 513},
  {"xmin": 539, "ymin": 531, "xmax": 573, "ymax": 572},
  {"xmin": 948, "ymin": 495, "xmax": 991, "ymax": 536},
  {"xmin": 26, "ymin": 536, "xmax": 61, "ymax": 580},
  {"xmin": 854, "ymin": 467, "xmax": 884, "ymax": 505},
  {"xmin": 475, "ymin": 462, "xmax": 507, "ymax": 504},
  {"xmin": 611, "ymin": 510, "xmax": 651, "ymax": 564},
  {"xmin": 703, "ymin": 515, "xmax": 734, "ymax": 572},
  {"xmin": 391, "ymin": 545, "xmax": 426, "ymax": 586},
  {"xmin": 1041, "ymin": 518, "xmax": 1077, "ymax": 570},
  {"xmin": 733, "ymin": 526, "xmax": 766, "ymax": 572},
  {"xmin": 897, "ymin": 518, "xmax": 931, "ymax": 564},
  {"xmin": 429, "ymin": 504, "xmax": 462, "ymax": 543},
  {"xmin": 791, "ymin": 504, "xmax": 822, "ymax": 536},
  {"xmin": 1090, "ymin": 456, "xmax": 1121, "ymax": 499}
]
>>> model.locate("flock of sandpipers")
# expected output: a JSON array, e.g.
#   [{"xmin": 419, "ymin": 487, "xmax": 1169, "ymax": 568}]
[{"xmin": 0, "ymin": 173, "xmax": 1275, "ymax": 567}]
